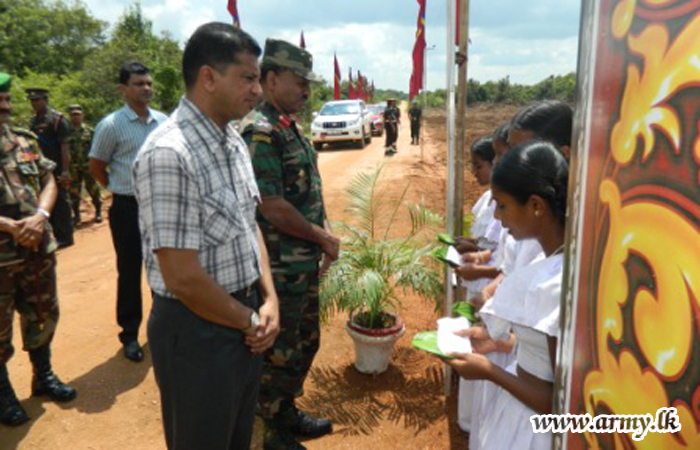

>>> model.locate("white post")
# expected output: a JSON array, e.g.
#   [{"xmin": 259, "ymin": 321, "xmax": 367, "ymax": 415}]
[{"xmin": 444, "ymin": 0, "xmax": 457, "ymax": 397}]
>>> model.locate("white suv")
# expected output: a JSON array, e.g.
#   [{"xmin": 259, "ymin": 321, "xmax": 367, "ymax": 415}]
[{"xmin": 311, "ymin": 100, "xmax": 372, "ymax": 150}]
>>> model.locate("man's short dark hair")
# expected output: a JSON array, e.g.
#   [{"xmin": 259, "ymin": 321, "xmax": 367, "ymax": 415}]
[
  {"xmin": 119, "ymin": 61, "xmax": 150, "ymax": 85},
  {"xmin": 182, "ymin": 22, "xmax": 262, "ymax": 89}
]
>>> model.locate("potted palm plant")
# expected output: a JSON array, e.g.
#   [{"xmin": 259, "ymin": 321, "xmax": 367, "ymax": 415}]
[{"xmin": 320, "ymin": 166, "xmax": 445, "ymax": 374}]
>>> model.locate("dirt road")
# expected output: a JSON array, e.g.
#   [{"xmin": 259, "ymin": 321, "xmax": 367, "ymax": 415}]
[{"xmin": 3, "ymin": 106, "xmax": 470, "ymax": 450}]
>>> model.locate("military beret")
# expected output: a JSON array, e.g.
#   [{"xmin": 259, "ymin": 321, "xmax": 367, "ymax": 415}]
[
  {"xmin": 25, "ymin": 87, "xmax": 49, "ymax": 100},
  {"xmin": 68, "ymin": 104, "xmax": 83, "ymax": 114},
  {"xmin": 262, "ymin": 39, "xmax": 319, "ymax": 82},
  {"xmin": 0, "ymin": 73, "xmax": 10, "ymax": 93}
]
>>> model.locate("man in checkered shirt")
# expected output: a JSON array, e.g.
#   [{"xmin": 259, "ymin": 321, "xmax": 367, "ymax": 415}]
[{"xmin": 133, "ymin": 23, "xmax": 279, "ymax": 450}]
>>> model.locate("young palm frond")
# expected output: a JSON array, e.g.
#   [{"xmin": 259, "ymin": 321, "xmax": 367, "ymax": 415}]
[{"xmin": 320, "ymin": 166, "xmax": 445, "ymax": 329}]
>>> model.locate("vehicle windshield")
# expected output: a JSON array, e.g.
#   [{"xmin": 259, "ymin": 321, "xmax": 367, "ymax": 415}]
[
  {"xmin": 320, "ymin": 103, "xmax": 360, "ymax": 116},
  {"xmin": 367, "ymin": 106, "xmax": 381, "ymax": 115}
]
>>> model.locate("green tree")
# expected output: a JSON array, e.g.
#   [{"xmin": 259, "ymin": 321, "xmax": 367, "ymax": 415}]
[
  {"xmin": 75, "ymin": 3, "xmax": 184, "ymax": 120},
  {"xmin": 0, "ymin": 0, "xmax": 106, "ymax": 77}
]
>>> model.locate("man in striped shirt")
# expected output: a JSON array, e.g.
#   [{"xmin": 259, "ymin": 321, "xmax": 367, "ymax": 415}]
[{"xmin": 88, "ymin": 61, "xmax": 167, "ymax": 362}]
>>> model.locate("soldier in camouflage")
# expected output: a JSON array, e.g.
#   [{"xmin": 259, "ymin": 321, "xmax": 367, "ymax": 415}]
[
  {"xmin": 242, "ymin": 39, "xmax": 340, "ymax": 450},
  {"xmin": 26, "ymin": 87, "xmax": 74, "ymax": 249},
  {"xmin": 384, "ymin": 98, "xmax": 401, "ymax": 155},
  {"xmin": 67, "ymin": 105, "xmax": 101, "ymax": 225},
  {"xmin": 0, "ymin": 73, "xmax": 77, "ymax": 427}
]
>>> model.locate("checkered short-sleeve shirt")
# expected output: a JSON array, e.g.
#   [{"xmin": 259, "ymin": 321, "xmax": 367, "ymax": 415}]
[{"xmin": 134, "ymin": 97, "xmax": 262, "ymax": 298}]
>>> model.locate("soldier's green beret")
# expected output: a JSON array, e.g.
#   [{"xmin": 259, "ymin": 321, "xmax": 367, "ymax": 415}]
[
  {"xmin": 262, "ymin": 39, "xmax": 319, "ymax": 82},
  {"xmin": 0, "ymin": 73, "xmax": 10, "ymax": 93},
  {"xmin": 68, "ymin": 104, "xmax": 83, "ymax": 114},
  {"xmin": 25, "ymin": 87, "xmax": 49, "ymax": 100}
]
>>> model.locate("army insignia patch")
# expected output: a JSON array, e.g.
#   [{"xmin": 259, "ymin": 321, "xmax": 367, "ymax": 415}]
[{"xmin": 252, "ymin": 133, "xmax": 272, "ymax": 144}]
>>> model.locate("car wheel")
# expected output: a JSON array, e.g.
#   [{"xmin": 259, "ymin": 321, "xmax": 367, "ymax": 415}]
[
  {"xmin": 357, "ymin": 130, "xmax": 366, "ymax": 149},
  {"xmin": 365, "ymin": 126, "xmax": 371, "ymax": 144},
  {"xmin": 313, "ymin": 142, "xmax": 323, "ymax": 151}
]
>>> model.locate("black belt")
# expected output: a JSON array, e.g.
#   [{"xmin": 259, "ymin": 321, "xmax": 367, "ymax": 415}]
[{"xmin": 231, "ymin": 281, "xmax": 259, "ymax": 301}]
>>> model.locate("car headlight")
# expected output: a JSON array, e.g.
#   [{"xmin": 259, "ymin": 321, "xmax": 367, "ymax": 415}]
[
  {"xmin": 312, "ymin": 120, "xmax": 322, "ymax": 128},
  {"xmin": 348, "ymin": 118, "xmax": 360, "ymax": 126}
]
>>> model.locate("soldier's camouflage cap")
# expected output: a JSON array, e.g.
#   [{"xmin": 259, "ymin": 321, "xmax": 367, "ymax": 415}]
[
  {"xmin": 262, "ymin": 39, "xmax": 320, "ymax": 82},
  {"xmin": 0, "ymin": 73, "xmax": 10, "ymax": 93},
  {"xmin": 68, "ymin": 104, "xmax": 83, "ymax": 114},
  {"xmin": 26, "ymin": 87, "xmax": 49, "ymax": 100}
]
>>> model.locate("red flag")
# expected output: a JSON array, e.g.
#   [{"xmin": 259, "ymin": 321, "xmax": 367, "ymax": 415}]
[
  {"xmin": 334, "ymin": 54, "xmax": 341, "ymax": 100},
  {"xmin": 227, "ymin": 0, "xmax": 240, "ymax": 27},
  {"xmin": 348, "ymin": 68, "xmax": 355, "ymax": 99},
  {"xmin": 409, "ymin": 0, "xmax": 426, "ymax": 101},
  {"xmin": 357, "ymin": 70, "xmax": 363, "ymax": 101},
  {"xmin": 300, "ymin": 31, "xmax": 306, "ymax": 49}
]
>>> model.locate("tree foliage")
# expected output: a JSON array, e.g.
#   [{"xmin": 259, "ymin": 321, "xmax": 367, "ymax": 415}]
[
  {"xmin": 3, "ymin": 2, "xmax": 184, "ymax": 126},
  {"xmin": 0, "ymin": 0, "xmax": 106, "ymax": 77},
  {"xmin": 423, "ymin": 73, "xmax": 577, "ymax": 108}
]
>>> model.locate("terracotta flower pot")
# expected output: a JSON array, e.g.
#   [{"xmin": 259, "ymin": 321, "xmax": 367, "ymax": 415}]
[{"xmin": 345, "ymin": 313, "xmax": 405, "ymax": 374}]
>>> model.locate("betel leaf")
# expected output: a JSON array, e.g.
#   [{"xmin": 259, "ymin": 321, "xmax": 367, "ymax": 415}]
[
  {"xmin": 437, "ymin": 233, "xmax": 456, "ymax": 245},
  {"xmin": 453, "ymin": 302, "xmax": 477, "ymax": 322},
  {"xmin": 411, "ymin": 331, "xmax": 451, "ymax": 358},
  {"xmin": 432, "ymin": 245, "xmax": 449, "ymax": 263}
]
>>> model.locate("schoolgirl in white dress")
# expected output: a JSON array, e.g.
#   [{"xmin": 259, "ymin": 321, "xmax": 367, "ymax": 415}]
[{"xmin": 445, "ymin": 140, "xmax": 569, "ymax": 450}]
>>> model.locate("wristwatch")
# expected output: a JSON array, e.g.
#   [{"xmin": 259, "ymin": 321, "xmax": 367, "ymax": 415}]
[
  {"xmin": 243, "ymin": 310, "xmax": 260, "ymax": 335},
  {"xmin": 37, "ymin": 208, "xmax": 50, "ymax": 219}
]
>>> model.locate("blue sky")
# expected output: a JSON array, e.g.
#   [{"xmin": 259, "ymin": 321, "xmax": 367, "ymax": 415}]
[{"xmin": 82, "ymin": 0, "xmax": 581, "ymax": 92}]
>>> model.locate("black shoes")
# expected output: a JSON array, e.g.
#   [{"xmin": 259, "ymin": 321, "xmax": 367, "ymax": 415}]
[
  {"xmin": 263, "ymin": 410, "xmax": 332, "ymax": 449},
  {"xmin": 31, "ymin": 373, "xmax": 77, "ymax": 402},
  {"xmin": 263, "ymin": 428, "xmax": 307, "ymax": 450},
  {"xmin": 94, "ymin": 210, "xmax": 103, "ymax": 224},
  {"xmin": 291, "ymin": 410, "xmax": 333, "ymax": 438},
  {"xmin": 0, "ymin": 365, "xmax": 29, "ymax": 426},
  {"xmin": 123, "ymin": 341, "xmax": 144, "ymax": 362},
  {"xmin": 29, "ymin": 346, "xmax": 77, "ymax": 403}
]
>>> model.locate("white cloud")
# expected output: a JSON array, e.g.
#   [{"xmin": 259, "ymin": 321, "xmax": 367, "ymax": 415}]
[{"xmin": 80, "ymin": 0, "xmax": 580, "ymax": 91}]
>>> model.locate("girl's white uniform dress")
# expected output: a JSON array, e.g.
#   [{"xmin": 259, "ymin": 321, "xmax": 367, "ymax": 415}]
[
  {"xmin": 457, "ymin": 190, "xmax": 501, "ymax": 432},
  {"xmin": 470, "ymin": 253, "xmax": 563, "ymax": 450}
]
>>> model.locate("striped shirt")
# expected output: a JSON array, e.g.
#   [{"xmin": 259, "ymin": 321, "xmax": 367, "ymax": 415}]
[
  {"xmin": 89, "ymin": 104, "xmax": 168, "ymax": 195},
  {"xmin": 133, "ymin": 97, "xmax": 262, "ymax": 298}
]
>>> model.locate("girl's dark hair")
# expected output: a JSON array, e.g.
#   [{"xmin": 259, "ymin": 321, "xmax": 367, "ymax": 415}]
[
  {"xmin": 511, "ymin": 100, "xmax": 573, "ymax": 148},
  {"xmin": 492, "ymin": 122, "xmax": 510, "ymax": 144},
  {"xmin": 470, "ymin": 136, "xmax": 495, "ymax": 163},
  {"xmin": 491, "ymin": 140, "xmax": 569, "ymax": 226}
]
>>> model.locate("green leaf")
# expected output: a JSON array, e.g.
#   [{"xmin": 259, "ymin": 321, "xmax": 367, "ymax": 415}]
[
  {"xmin": 437, "ymin": 233, "xmax": 455, "ymax": 245},
  {"xmin": 452, "ymin": 302, "xmax": 477, "ymax": 322}
]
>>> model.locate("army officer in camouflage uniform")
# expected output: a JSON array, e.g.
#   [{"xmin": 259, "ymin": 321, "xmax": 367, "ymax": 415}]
[
  {"xmin": 67, "ymin": 105, "xmax": 101, "ymax": 225},
  {"xmin": 26, "ymin": 87, "xmax": 74, "ymax": 248},
  {"xmin": 242, "ymin": 39, "xmax": 340, "ymax": 450},
  {"xmin": 0, "ymin": 73, "xmax": 76, "ymax": 427}
]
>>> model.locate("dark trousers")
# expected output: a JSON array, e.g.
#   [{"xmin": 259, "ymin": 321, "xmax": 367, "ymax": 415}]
[
  {"xmin": 109, "ymin": 194, "xmax": 143, "ymax": 344},
  {"xmin": 51, "ymin": 183, "xmax": 74, "ymax": 246},
  {"xmin": 149, "ymin": 289, "xmax": 263, "ymax": 450},
  {"xmin": 385, "ymin": 122, "xmax": 398, "ymax": 148},
  {"xmin": 411, "ymin": 121, "xmax": 421, "ymax": 140}
]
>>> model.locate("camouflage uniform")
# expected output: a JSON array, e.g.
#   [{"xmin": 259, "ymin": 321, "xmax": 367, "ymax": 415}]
[
  {"xmin": 0, "ymin": 124, "xmax": 59, "ymax": 364},
  {"xmin": 243, "ymin": 98, "xmax": 326, "ymax": 424},
  {"xmin": 68, "ymin": 122, "xmax": 101, "ymax": 219},
  {"xmin": 384, "ymin": 101, "xmax": 401, "ymax": 154},
  {"xmin": 27, "ymin": 97, "xmax": 74, "ymax": 247}
]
